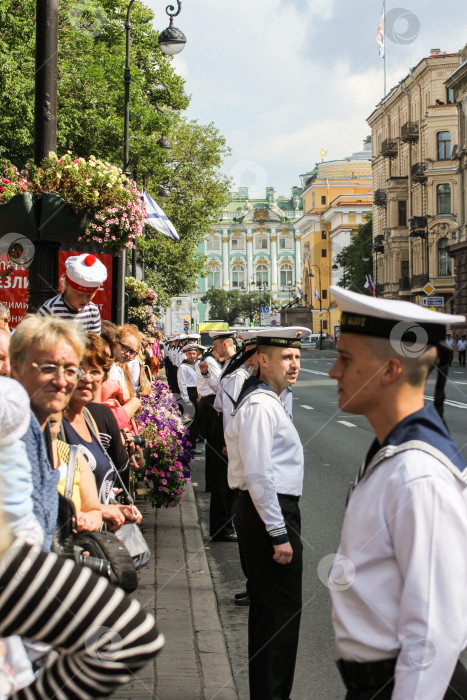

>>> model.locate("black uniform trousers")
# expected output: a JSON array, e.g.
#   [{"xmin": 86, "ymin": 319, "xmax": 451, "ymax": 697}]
[
  {"xmin": 459, "ymin": 350, "xmax": 466, "ymax": 366},
  {"xmin": 338, "ymin": 657, "xmax": 467, "ymax": 699},
  {"xmin": 208, "ymin": 410, "xmax": 235, "ymax": 537},
  {"xmin": 187, "ymin": 386, "xmax": 200, "ymax": 445},
  {"xmin": 234, "ymin": 491, "xmax": 302, "ymax": 700},
  {"xmin": 198, "ymin": 395, "xmax": 217, "ymax": 491}
]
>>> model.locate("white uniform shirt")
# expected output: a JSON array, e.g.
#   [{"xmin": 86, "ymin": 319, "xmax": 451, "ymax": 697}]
[
  {"xmin": 457, "ymin": 339, "xmax": 467, "ymax": 351},
  {"xmin": 445, "ymin": 337, "xmax": 455, "ymax": 350},
  {"xmin": 214, "ymin": 365, "xmax": 250, "ymax": 430},
  {"xmin": 225, "ymin": 387, "xmax": 303, "ymax": 539},
  {"xmin": 195, "ymin": 354, "xmax": 225, "ymax": 397},
  {"xmin": 331, "ymin": 450, "xmax": 467, "ymax": 699},
  {"xmin": 281, "ymin": 386, "xmax": 293, "ymax": 421},
  {"xmin": 177, "ymin": 361, "xmax": 198, "ymax": 403}
]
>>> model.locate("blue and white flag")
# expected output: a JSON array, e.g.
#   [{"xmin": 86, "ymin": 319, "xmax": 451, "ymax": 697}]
[
  {"xmin": 376, "ymin": 2, "xmax": 385, "ymax": 58},
  {"xmin": 143, "ymin": 189, "xmax": 179, "ymax": 241},
  {"xmin": 314, "ymin": 288, "xmax": 321, "ymax": 302}
]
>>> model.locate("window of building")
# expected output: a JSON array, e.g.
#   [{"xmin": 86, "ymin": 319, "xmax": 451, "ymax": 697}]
[
  {"xmin": 256, "ymin": 264, "xmax": 269, "ymax": 287},
  {"xmin": 206, "ymin": 235, "xmax": 221, "ymax": 252},
  {"xmin": 323, "ymin": 320, "xmax": 328, "ymax": 330},
  {"xmin": 437, "ymin": 184, "xmax": 451, "ymax": 214},
  {"xmin": 232, "ymin": 264, "xmax": 245, "ymax": 288},
  {"xmin": 312, "ymin": 192, "xmax": 315, "ymax": 208},
  {"xmin": 279, "ymin": 232, "xmax": 293, "ymax": 250},
  {"xmin": 321, "ymin": 249, "xmax": 327, "ymax": 258},
  {"xmin": 280, "ymin": 264, "xmax": 293, "ymax": 288},
  {"xmin": 401, "ymin": 260, "xmax": 409, "ymax": 278},
  {"xmin": 437, "ymin": 131, "xmax": 451, "ymax": 160},
  {"xmin": 322, "ymin": 289, "xmax": 327, "ymax": 300},
  {"xmin": 231, "ymin": 233, "xmax": 245, "ymax": 251},
  {"xmin": 398, "ymin": 200, "xmax": 407, "ymax": 227},
  {"xmin": 255, "ymin": 234, "xmax": 268, "ymax": 251},
  {"xmin": 321, "ymin": 231, "xmax": 327, "ymax": 240},
  {"xmin": 446, "ymin": 87, "xmax": 455, "ymax": 104},
  {"xmin": 321, "ymin": 195, "xmax": 326, "ymax": 205},
  {"xmin": 207, "ymin": 264, "xmax": 221, "ymax": 289},
  {"xmin": 438, "ymin": 238, "xmax": 452, "ymax": 276}
]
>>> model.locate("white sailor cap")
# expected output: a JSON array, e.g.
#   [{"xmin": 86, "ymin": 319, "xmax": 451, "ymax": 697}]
[
  {"xmin": 65, "ymin": 253, "xmax": 107, "ymax": 293},
  {"xmin": 175, "ymin": 334, "xmax": 188, "ymax": 342},
  {"xmin": 208, "ymin": 330, "xmax": 237, "ymax": 340},
  {"xmin": 237, "ymin": 330, "xmax": 258, "ymax": 345},
  {"xmin": 254, "ymin": 326, "xmax": 311, "ymax": 348},
  {"xmin": 182, "ymin": 343, "xmax": 204, "ymax": 352},
  {"xmin": 330, "ymin": 286, "xmax": 465, "ymax": 344},
  {"xmin": 186, "ymin": 333, "xmax": 201, "ymax": 340}
]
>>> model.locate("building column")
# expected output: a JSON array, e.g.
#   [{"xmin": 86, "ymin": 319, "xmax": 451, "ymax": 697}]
[
  {"xmin": 295, "ymin": 234, "xmax": 301, "ymax": 284},
  {"xmin": 271, "ymin": 234, "xmax": 278, "ymax": 290},
  {"xmin": 247, "ymin": 234, "xmax": 253, "ymax": 282},
  {"xmin": 223, "ymin": 236, "xmax": 229, "ymax": 289}
]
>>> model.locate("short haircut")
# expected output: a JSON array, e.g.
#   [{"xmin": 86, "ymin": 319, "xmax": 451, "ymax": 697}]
[
  {"xmin": 0, "ymin": 303, "xmax": 10, "ymax": 321},
  {"xmin": 365, "ymin": 336, "xmax": 438, "ymax": 387},
  {"xmin": 10, "ymin": 315, "xmax": 85, "ymax": 367},
  {"xmin": 84, "ymin": 333, "xmax": 112, "ymax": 373}
]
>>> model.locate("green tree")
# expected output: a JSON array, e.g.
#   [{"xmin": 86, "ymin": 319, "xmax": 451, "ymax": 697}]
[
  {"xmin": 334, "ymin": 213, "xmax": 373, "ymax": 293},
  {"xmin": 201, "ymin": 289, "xmax": 274, "ymax": 325}
]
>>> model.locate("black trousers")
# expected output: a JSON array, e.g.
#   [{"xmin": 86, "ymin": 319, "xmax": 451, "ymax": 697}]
[
  {"xmin": 338, "ymin": 658, "xmax": 467, "ymax": 699},
  {"xmin": 208, "ymin": 410, "xmax": 235, "ymax": 537},
  {"xmin": 459, "ymin": 350, "xmax": 466, "ymax": 366},
  {"xmin": 198, "ymin": 395, "xmax": 217, "ymax": 491},
  {"xmin": 234, "ymin": 492, "xmax": 302, "ymax": 700},
  {"xmin": 186, "ymin": 386, "xmax": 200, "ymax": 445}
]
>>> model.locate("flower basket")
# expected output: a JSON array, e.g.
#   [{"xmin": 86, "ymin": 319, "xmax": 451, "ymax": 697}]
[
  {"xmin": 0, "ymin": 193, "xmax": 38, "ymax": 240},
  {"xmin": 136, "ymin": 381, "xmax": 193, "ymax": 508},
  {"xmin": 38, "ymin": 192, "xmax": 96, "ymax": 244}
]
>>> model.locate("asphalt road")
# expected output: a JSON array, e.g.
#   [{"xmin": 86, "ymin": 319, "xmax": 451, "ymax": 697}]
[{"xmin": 193, "ymin": 348, "xmax": 467, "ymax": 700}]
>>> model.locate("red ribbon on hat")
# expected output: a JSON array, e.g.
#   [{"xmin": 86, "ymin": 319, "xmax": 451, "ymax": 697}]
[{"xmin": 65, "ymin": 275, "xmax": 99, "ymax": 293}]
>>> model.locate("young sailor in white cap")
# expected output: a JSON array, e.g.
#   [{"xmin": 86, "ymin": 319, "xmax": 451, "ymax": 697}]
[
  {"xmin": 37, "ymin": 253, "xmax": 107, "ymax": 333},
  {"xmin": 328, "ymin": 286, "xmax": 467, "ymax": 699},
  {"xmin": 177, "ymin": 343, "xmax": 203, "ymax": 454},
  {"xmin": 225, "ymin": 325, "xmax": 311, "ymax": 700}
]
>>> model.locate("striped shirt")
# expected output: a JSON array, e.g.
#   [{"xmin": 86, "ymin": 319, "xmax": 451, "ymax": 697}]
[
  {"xmin": 1, "ymin": 542, "xmax": 163, "ymax": 699},
  {"xmin": 37, "ymin": 294, "xmax": 101, "ymax": 334}
]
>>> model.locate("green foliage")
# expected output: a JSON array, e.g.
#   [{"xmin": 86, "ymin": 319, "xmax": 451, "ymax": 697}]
[
  {"xmin": 201, "ymin": 288, "xmax": 274, "ymax": 325},
  {"xmin": 334, "ymin": 213, "xmax": 373, "ymax": 293}
]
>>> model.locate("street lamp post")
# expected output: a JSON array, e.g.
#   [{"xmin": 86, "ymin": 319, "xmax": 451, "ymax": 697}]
[
  {"xmin": 309, "ymin": 265, "xmax": 323, "ymax": 350},
  {"xmin": 117, "ymin": 0, "xmax": 186, "ymax": 324},
  {"xmin": 362, "ymin": 238, "xmax": 385, "ymax": 297},
  {"xmin": 332, "ymin": 261, "xmax": 347, "ymax": 288}
]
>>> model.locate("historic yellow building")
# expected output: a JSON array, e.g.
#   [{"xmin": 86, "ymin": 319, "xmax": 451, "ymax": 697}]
[
  {"xmin": 295, "ymin": 143, "xmax": 372, "ymax": 337},
  {"xmin": 367, "ymin": 49, "xmax": 460, "ymax": 311}
]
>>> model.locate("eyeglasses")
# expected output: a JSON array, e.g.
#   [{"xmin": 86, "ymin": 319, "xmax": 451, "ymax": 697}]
[
  {"xmin": 79, "ymin": 367, "xmax": 104, "ymax": 381},
  {"xmin": 118, "ymin": 341, "xmax": 138, "ymax": 359},
  {"xmin": 32, "ymin": 363, "xmax": 84, "ymax": 381}
]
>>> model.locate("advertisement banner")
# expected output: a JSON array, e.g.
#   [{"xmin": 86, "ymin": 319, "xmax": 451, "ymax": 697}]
[{"xmin": 0, "ymin": 255, "xmax": 28, "ymax": 329}]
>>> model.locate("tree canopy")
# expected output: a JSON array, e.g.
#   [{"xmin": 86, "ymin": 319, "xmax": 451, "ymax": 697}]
[
  {"xmin": 334, "ymin": 213, "xmax": 373, "ymax": 294},
  {"xmin": 0, "ymin": 0, "xmax": 231, "ymax": 304},
  {"xmin": 201, "ymin": 288, "xmax": 274, "ymax": 325}
]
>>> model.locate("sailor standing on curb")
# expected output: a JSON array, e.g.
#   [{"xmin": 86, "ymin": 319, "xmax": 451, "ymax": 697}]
[
  {"xmin": 37, "ymin": 253, "xmax": 106, "ymax": 333},
  {"xmin": 177, "ymin": 343, "xmax": 203, "ymax": 453},
  {"xmin": 214, "ymin": 330, "xmax": 258, "ymax": 431},
  {"xmin": 225, "ymin": 326, "xmax": 311, "ymax": 700},
  {"xmin": 328, "ymin": 286, "xmax": 467, "ymax": 700}
]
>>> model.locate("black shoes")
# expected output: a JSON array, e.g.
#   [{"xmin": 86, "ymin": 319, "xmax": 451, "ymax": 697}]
[
  {"xmin": 212, "ymin": 531, "xmax": 238, "ymax": 542},
  {"xmin": 234, "ymin": 591, "xmax": 250, "ymax": 606}
]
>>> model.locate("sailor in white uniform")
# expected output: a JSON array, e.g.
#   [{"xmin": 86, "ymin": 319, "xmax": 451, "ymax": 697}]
[
  {"xmin": 225, "ymin": 326, "xmax": 311, "ymax": 700},
  {"xmin": 328, "ymin": 286, "xmax": 467, "ymax": 700},
  {"xmin": 177, "ymin": 343, "xmax": 203, "ymax": 453}
]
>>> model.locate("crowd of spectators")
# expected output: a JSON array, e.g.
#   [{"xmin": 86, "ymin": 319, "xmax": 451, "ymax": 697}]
[{"xmin": 0, "ymin": 310, "xmax": 165, "ymax": 698}]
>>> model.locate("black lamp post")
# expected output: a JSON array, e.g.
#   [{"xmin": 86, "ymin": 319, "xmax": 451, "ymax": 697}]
[
  {"xmin": 332, "ymin": 261, "xmax": 347, "ymax": 288},
  {"xmin": 362, "ymin": 239, "xmax": 384, "ymax": 297},
  {"xmin": 117, "ymin": 0, "xmax": 186, "ymax": 323},
  {"xmin": 309, "ymin": 265, "xmax": 323, "ymax": 350}
]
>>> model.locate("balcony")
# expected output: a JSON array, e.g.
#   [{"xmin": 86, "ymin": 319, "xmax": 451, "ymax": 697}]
[
  {"xmin": 401, "ymin": 121, "xmax": 419, "ymax": 141},
  {"xmin": 399, "ymin": 276, "xmax": 411, "ymax": 291},
  {"xmin": 381, "ymin": 139, "xmax": 398, "ymax": 157},
  {"xmin": 375, "ymin": 283, "xmax": 386, "ymax": 296},
  {"xmin": 374, "ymin": 189, "xmax": 387, "ymax": 207},
  {"xmin": 411, "ymin": 273, "xmax": 429, "ymax": 288},
  {"xmin": 411, "ymin": 162, "xmax": 427, "ymax": 182}
]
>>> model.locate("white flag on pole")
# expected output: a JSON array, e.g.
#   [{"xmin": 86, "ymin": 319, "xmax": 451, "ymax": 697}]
[{"xmin": 143, "ymin": 189, "xmax": 179, "ymax": 241}]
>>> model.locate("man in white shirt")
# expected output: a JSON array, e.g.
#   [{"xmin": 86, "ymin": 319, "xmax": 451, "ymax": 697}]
[
  {"xmin": 457, "ymin": 334, "xmax": 467, "ymax": 366},
  {"xmin": 328, "ymin": 286, "xmax": 467, "ymax": 699},
  {"xmin": 225, "ymin": 326, "xmax": 311, "ymax": 700},
  {"xmin": 177, "ymin": 343, "xmax": 203, "ymax": 453}
]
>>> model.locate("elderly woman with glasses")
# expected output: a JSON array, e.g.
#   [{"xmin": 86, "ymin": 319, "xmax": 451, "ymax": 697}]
[
  {"xmin": 10, "ymin": 315, "xmax": 85, "ymax": 551},
  {"xmin": 62, "ymin": 334, "xmax": 141, "ymax": 531}
]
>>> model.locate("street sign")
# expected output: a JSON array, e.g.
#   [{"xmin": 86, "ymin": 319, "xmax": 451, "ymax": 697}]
[
  {"xmin": 260, "ymin": 306, "xmax": 269, "ymax": 313},
  {"xmin": 271, "ymin": 319, "xmax": 277, "ymax": 326},
  {"xmin": 253, "ymin": 314, "xmax": 259, "ymax": 320},
  {"xmin": 175, "ymin": 298, "xmax": 183, "ymax": 306},
  {"xmin": 192, "ymin": 297, "xmax": 200, "ymax": 305},
  {"xmin": 423, "ymin": 283, "xmax": 435, "ymax": 296},
  {"xmin": 317, "ymin": 311, "xmax": 326, "ymax": 320},
  {"xmin": 421, "ymin": 297, "xmax": 444, "ymax": 307},
  {"xmin": 253, "ymin": 321, "xmax": 260, "ymax": 326}
]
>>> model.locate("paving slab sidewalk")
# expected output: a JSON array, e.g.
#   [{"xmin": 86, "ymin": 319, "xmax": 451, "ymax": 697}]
[{"xmin": 111, "ymin": 480, "xmax": 237, "ymax": 700}]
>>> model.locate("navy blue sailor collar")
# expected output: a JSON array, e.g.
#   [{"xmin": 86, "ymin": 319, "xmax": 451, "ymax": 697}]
[{"xmin": 233, "ymin": 375, "xmax": 278, "ymax": 410}]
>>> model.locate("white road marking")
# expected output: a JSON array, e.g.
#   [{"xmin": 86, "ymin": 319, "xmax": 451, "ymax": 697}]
[
  {"xmin": 300, "ymin": 405, "xmax": 314, "ymax": 410},
  {"xmin": 300, "ymin": 368, "xmax": 329, "ymax": 377},
  {"xmin": 337, "ymin": 420, "xmax": 356, "ymax": 427},
  {"xmin": 453, "ymin": 381, "xmax": 467, "ymax": 385},
  {"xmin": 424, "ymin": 395, "xmax": 467, "ymax": 410}
]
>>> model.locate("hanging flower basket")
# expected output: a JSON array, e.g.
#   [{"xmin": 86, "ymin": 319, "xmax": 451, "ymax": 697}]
[
  {"xmin": 0, "ymin": 192, "xmax": 38, "ymax": 241},
  {"xmin": 38, "ymin": 192, "xmax": 96, "ymax": 244}
]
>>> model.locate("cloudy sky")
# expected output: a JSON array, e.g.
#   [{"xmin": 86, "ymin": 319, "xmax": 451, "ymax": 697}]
[{"xmin": 148, "ymin": 0, "xmax": 467, "ymax": 199}]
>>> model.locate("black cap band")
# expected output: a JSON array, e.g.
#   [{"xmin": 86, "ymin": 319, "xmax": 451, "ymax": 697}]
[
  {"xmin": 256, "ymin": 337, "xmax": 302, "ymax": 349},
  {"xmin": 340, "ymin": 312, "xmax": 446, "ymax": 345}
]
